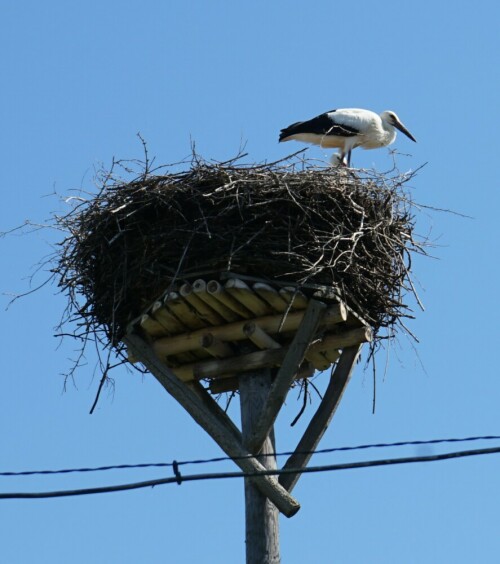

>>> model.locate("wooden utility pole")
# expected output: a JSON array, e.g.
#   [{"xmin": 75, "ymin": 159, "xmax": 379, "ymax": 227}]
[
  {"xmin": 240, "ymin": 368, "xmax": 280, "ymax": 564},
  {"xmin": 124, "ymin": 279, "xmax": 371, "ymax": 564}
]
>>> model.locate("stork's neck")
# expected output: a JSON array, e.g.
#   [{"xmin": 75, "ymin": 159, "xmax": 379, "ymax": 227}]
[{"xmin": 380, "ymin": 120, "xmax": 396, "ymax": 146}]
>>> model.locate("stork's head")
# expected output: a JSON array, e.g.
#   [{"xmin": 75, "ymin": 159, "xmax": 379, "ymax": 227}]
[{"xmin": 381, "ymin": 111, "xmax": 417, "ymax": 142}]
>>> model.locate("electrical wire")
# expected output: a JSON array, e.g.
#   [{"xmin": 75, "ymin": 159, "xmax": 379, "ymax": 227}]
[
  {"xmin": 1, "ymin": 445, "xmax": 499, "ymax": 500},
  {"xmin": 184, "ymin": 434, "xmax": 500, "ymax": 467},
  {"xmin": 1, "ymin": 434, "xmax": 499, "ymax": 477}
]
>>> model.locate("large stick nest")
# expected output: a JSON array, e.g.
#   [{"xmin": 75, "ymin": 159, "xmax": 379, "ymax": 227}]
[{"xmin": 55, "ymin": 154, "xmax": 425, "ymax": 352}]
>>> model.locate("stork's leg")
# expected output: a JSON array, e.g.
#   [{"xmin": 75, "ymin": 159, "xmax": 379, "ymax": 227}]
[{"xmin": 347, "ymin": 150, "xmax": 352, "ymax": 167}]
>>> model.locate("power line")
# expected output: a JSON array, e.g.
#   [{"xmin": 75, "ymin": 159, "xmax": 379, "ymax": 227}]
[
  {"xmin": 0, "ymin": 462, "xmax": 172, "ymax": 477},
  {"xmin": 208, "ymin": 434, "xmax": 500, "ymax": 467},
  {"xmin": 1, "ymin": 445, "xmax": 499, "ymax": 500},
  {"xmin": 1, "ymin": 434, "xmax": 499, "ymax": 477}
]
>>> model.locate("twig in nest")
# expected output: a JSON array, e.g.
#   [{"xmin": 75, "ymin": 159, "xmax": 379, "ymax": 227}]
[
  {"xmin": 89, "ymin": 370, "xmax": 108, "ymax": 415},
  {"xmin": 291, "ymin": 379, "xmax": 309, "ymax": 427}
]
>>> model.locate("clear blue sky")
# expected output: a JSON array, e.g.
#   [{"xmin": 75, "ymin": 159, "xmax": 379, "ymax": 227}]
[{"xmin": 2, "ymin": 1, "xmax": 499, "ymax": 562}]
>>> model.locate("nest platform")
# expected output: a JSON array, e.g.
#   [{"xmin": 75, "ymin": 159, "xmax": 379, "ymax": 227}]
[{"xmin": 127, "ymin": 274, "xmax": 371, "ymax": 393}]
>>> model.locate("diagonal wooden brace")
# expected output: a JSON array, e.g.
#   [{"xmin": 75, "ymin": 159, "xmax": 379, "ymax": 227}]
[
  {"xmin": 279, "ymin": 344, "xmax": 362, "ymax": 493},
  {"xmin": 247, "ymin": 299, "xmax": 327, "ymax": 454},
  {"xmin": 124, "ymin": 333, "xmax": 301, "ymax": 517}
]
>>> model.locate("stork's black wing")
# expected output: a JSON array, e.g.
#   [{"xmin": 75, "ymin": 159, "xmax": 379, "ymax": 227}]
[{"xmin": 279, "ymin": 110, "xmax": 360, "ymax": 141}]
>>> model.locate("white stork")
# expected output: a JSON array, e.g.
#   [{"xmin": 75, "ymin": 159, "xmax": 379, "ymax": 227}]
[{"xmin": 279, "ymin": 108, "xmax": 416, "ymax": 166}]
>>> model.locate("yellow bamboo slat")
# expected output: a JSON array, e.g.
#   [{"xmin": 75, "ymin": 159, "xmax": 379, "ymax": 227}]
[
  {"xmin": 179, "ymin": 283, "xmax": 224, "ymax": 325},
  {"xmin": 150, "ymin": 301, "xmax": 186, "ymax": 334},
  {"xmin": 224, "ymin": 278, "xmax": 273, "ymax": 316},
  {"xmin": 243, "ymin": 322, "xmax": 282, "ymax": 350},
  {"xmin": 304, "ymin": 350, "xmax": 331, "ymax": 371},
  {"xmin": 323, "ymin": 349, "xmax": 341, "ymax": 363},
  {"xmin": 128, "ymin": 277, "xmax": 372, "ymax": 391},
  {"xmin": 308, "ymin": 327, "xmax": 371, "ymax": 356},
  {"xmin": 163, "ymin": 292, "xmax": 207, "ymax": 330},
  {"xmin": 139, "ymin": 314, "xmax": 168, "ymax": 338},
  {"xmin": 200, "ymin": 333, "xmax": 234, "ymax": 359},
  {"xmin": 252, "ymin": 282, "xmax": 290, "ymax": 312},
  {"xmin": 207, "ymin": 280, "xmax": 254, "ymax": 318},
  {"xmin": 279, "ymin": 287, "xmax": 309, "ymax": 310},
  {"xmin": 153, "ymin": 303, "xmax": 347, "ymax": 359},
  {"xmin": 193, "ymin": 279, "xmax": 240, "ymax": 322}
]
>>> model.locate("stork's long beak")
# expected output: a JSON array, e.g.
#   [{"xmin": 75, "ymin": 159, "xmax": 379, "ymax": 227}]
[{"xmin": 394, "ymin": 119, "xmax": 417, "ymax": 142}]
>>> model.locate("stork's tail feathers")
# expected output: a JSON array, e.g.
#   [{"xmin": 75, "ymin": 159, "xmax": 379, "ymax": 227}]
[{"xmin": 279, "ymin": 122, "xmax": 303, "ymax": 142}]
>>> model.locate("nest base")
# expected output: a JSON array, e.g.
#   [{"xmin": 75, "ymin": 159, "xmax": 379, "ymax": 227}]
[{"xmin": 127, "ymin": 273, "xmax": 372, "ymax": 392}]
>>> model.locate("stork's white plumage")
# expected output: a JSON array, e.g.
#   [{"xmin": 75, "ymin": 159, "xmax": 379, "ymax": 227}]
[{"xmin": 279, "ymin": 108, "xmax": 416, "ymax": 166}]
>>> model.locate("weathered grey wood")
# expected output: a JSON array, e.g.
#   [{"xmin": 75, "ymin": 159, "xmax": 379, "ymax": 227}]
[
  {"xmin": 208, "ymin": 361, "xmax": 314, "ymax": 395},
  {"xmin": 172, "ymin": 326, "xmax": 370, "ymax": 381},
  {"xmin": 124, "ymin": 333, "xmax": 300, "ymax": 517},
  {"xmin": 240, "ymin": 369, "xmax": 280, "ymax": 564},
  {"xmin": 186, "ymin": 380, "xmax": 242, "ymax": 441},
  {"xmin": 247, "ymin": 300, "xmax": 327, "ymax": 453},
  {"xmin": 279, "ymin": 345, "xmax": 362, "ymax": 493},
  {"xmin": 173, "ymin": 345, "xmax": 285, "ymax": 380}
]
